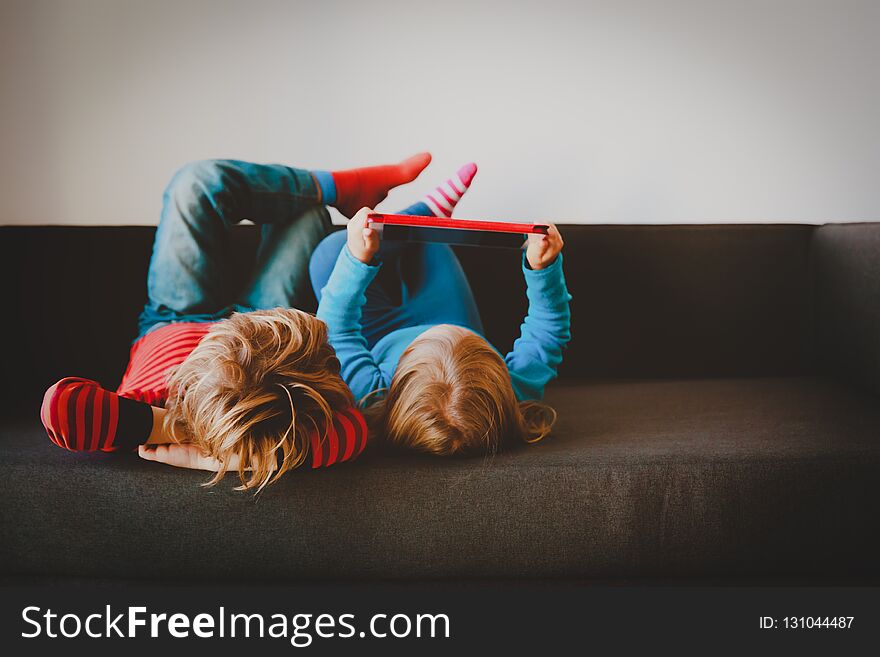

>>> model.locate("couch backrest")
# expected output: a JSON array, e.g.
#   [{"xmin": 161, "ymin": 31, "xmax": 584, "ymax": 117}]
[
  {"xmin": 811, "ymin": 223, "xmax": 880, "ymax": 396},
  {"xmin": 0, "ymin": 224, "xmax": 817, "ymax": 408},
  {"xmin": 457, "ymin": 224, "xmax": 815, "ymax": 381}
]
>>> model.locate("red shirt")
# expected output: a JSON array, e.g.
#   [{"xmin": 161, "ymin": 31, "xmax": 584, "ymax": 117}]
[{"xmin": 118, "ymin": 323, "xmax": 213, "ymax": 405}]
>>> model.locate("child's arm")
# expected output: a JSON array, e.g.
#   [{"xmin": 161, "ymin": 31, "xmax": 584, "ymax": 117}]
[
  {"xmin": 139, "ymin": 406, "xmax": 369, "ymax": 471},
  {"xmin": 504, "ymin": 225, "xmax": 572, "ymax": 400},
  {"xmin": 44, "ymin": 376, "xmax": 370, "ymax": 469},
  {"xmin": 316, "ymin": 208, "xmax": 389, "ymax": 402}
]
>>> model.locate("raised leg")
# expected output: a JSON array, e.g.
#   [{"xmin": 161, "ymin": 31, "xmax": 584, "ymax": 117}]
[
  {"xmin": 239, "ymin": 204, "xmax": 332, "ymax": 313},
  {"xmin": 138, "ymin": 159, "xmax": 323, "ymax": 336}
]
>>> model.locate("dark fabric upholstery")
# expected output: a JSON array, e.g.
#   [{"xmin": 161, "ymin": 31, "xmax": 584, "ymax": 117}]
[
  {"xmin": 2, "ymin": 377, "xmax": 878, "ymax": 582},
  {"xmin": 0, "ymin": 226, "xmax": 261, "ymax": 409},
  {"xmin": 457, "ymin": 224, "xmax": 815, "ymax": 380},
  {"xmin": 1, "ymin": 223, "xmax": 878, "ymax": 583},
  {"xmin": 811, "ymin": 223, "xmax": 880, "ymax": 395},
  {"xmin": 0, "ymin": 224, "xmax": 815, "ymax": 410}
]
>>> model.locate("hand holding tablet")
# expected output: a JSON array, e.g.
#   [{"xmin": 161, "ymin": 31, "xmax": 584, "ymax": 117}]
[{"xmin": 366, "ymin": 213, "xmax": 550, "ymax": 249}]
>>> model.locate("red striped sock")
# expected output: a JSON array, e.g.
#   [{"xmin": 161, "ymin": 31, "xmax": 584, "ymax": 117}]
[{"xmin": 331, "ymin": 152, "xmax": 432, "ymax": 218}]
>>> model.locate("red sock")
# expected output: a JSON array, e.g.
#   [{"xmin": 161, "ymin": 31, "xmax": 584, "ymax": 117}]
[{"xmin": 331, "ymin": 152, "xmax": 431, "ymax": 218}]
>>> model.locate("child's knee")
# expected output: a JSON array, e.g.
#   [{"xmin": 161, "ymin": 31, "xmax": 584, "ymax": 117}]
[
  {"xmin": 163, "ymin": 160, "xmax": 229, "ymax": 212},
  {"xmin": 315, "ymin": 228, "xmax": 347, "ymax": 254},
  {"xmin": 309, "ymin": 230, "xmax": 348, "ymax": 291}
]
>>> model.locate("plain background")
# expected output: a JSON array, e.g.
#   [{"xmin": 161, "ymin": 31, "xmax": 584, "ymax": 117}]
[{"xmin": 1, "ymin": 0, "xmax": 877, "ymax": 226}]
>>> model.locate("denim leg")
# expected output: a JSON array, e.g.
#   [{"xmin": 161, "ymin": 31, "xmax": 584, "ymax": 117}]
[
  {"xmin": 239, "ymin": 204, "xmax": 333, "ymax": 313},
  {"xmin": 138, "ymin": 159, "xmax": 322, "ymax": 336}
]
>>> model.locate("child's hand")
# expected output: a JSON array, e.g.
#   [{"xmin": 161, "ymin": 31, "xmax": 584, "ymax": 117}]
[
  {"xmin": 347, "ymin": 207, "xmax": 381, "ymax": 264},
  {"xmin": 526, "ymin": 224, "xmax": 564, "ymax": 270},
  {"xmin": 138, "ymin": 443, "xmax": 230, "ymax": 471},
  {"xmin": 138, "ymin": 443, "xmax": 275, "ymax": 473}
]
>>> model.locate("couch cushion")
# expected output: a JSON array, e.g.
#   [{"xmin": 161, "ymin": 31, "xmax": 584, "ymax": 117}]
[{"xmin": 2, "ymin": 376, "xmax": 877, "ymax": 582}]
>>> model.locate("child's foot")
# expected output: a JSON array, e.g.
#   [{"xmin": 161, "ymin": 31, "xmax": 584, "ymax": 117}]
[
  {"xmin": 398, "ymin": 162, "xmax": 477, "ymax": 217},
  {"xmin": 318, "ymin": 152, "xmax": 432, "ymax": 219}
]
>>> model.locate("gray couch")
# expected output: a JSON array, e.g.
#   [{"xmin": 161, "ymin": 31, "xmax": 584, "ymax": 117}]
[{"xmin": 1, "ymin": 223, "xmax": 878, "ymax": 583}]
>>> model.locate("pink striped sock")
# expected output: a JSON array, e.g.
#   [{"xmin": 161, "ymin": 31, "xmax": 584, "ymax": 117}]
[{"xmin": 422, "ymin": 162, "xmax": 477, "ymax": 217}]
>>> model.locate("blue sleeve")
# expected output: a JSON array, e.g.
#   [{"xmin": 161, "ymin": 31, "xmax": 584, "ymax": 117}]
[
  {"xmin": 504, "ymin": 253, "xmax": 572, "ymax": 400},
  {"xmin": 316, "ymin": 245, "xmax": 390, "ymax": 403}
]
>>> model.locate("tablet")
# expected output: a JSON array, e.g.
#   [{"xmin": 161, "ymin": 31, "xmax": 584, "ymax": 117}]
[{"xmin": 367, "ymin": 213, "xmax": 549, "ymax": 249}]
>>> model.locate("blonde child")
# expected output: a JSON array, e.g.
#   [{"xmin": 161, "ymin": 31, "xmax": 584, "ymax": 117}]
[{"xmin": 309, "ymin": 164, "xmax": 571, "ymax": 456}]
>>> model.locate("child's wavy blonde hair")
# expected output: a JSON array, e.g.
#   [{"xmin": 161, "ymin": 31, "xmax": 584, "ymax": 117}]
[
  {"xmin": 164, "ymin": 308, "xmax": 353, "ymax": 492},
  {"xmin": 367, "ymin": 325, "xmax": 556, "ymax": 456}
]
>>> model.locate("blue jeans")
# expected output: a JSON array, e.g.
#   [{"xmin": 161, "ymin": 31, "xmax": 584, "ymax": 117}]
[
  {"xmin": 309, "ymin": 231, "xmax": 485, "ymax": 349},
  {"xmin": 138, "ymin": 159, "xmax": 333, "ymax": 338}
]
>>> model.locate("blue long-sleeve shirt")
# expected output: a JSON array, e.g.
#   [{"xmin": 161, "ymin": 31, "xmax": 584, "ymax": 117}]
[{"xmin": 316, "ymin": 245, "xmax": 572, "ymax": 403}]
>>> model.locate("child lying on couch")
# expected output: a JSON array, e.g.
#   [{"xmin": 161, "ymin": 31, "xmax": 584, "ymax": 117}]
[
  {"xmin": 310, "ymin": 164, "xmax": 572, "ymax": 457},
  {"xmin": 41, "ymin": 153, "xmax": 435, "ymax": 491}
]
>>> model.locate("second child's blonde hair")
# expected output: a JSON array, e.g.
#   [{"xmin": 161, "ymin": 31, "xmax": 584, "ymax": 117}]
[
  {"xmin": 369, "ymin": 325, "xmax": 556, "ymax": 456},
  {"xmin": 164, "ymin": 308, "xmax": 353, "ymax": 492}
]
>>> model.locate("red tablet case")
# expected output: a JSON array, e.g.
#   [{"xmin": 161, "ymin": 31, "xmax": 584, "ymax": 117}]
[{"xmin": 367, "ymin": 213, "xmax": 550, "ymax": 235}]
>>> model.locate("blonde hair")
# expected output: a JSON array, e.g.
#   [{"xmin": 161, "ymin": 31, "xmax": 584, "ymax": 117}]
[
  {"xmin": 164, "ymin": 308, "xmax": 353, "ymax": 492},
  {"xmin": 368, "ymin": 325, "xmax": 556, "ymax": 456}
]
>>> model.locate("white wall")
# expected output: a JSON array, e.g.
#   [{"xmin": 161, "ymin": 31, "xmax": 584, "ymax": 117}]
[{"xmin": 1, "ymin": 0, "xmax": 878, "ymax": 226}]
